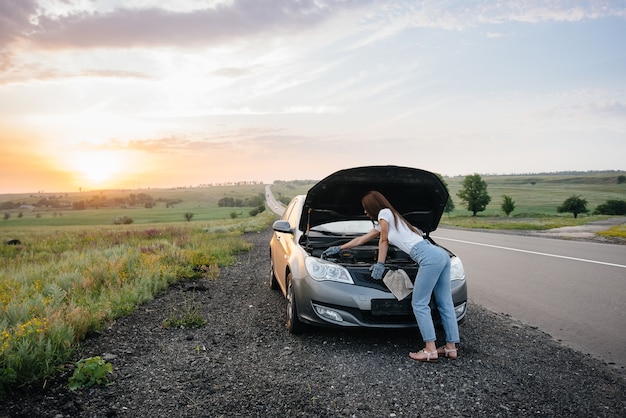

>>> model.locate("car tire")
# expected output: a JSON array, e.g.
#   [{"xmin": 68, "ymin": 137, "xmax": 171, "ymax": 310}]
[
  {"xmin": 269, "ymin": 256, "xmax": 280, "ymax": 291},
  {"xmin": 286, "ymin": 273, "xmax": 306, "ymax": 334}
]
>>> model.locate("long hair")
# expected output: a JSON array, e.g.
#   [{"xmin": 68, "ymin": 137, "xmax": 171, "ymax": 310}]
[{"xmin": 361, "ymin": 191, "xmax": 420, "ymax": 234}]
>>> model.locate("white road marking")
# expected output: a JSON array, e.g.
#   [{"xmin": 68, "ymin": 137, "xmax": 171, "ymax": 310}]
[{"xmin": 438, "ymin": 237, "xmax": 626, "ymax": 269}]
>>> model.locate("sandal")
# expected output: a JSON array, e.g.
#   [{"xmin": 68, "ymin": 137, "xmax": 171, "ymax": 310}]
[
  {"xmin": 408, "ymin": 349, "xmax": 438, "ymax": 363},
  {"xmin": 436, "ymin": 346, "xmax": 458, "ymax": 360}
]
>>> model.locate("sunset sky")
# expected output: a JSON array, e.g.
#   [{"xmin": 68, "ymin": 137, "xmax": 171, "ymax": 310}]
[{"xmin": 1, "ymin": 0, "xmax": 625, "ymax": 193}]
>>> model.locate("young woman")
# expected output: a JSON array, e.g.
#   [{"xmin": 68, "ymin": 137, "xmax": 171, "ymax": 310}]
[{"xmin": 322, "ymin": 190, "xmax": 459, "ymax": 362}]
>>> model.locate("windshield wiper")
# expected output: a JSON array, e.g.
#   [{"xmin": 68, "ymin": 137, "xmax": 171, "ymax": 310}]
[{"xmin": 308, "ymin": 228, "xmax": 344, "ymax": 236}]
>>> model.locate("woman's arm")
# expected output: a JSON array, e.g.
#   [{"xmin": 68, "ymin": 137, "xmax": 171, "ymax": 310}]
[
  {"xmin": 376, "ymin": 218, "xmax": 389, "ymax": 263},
  {"xmin": 339, "ymin": 228, "xmax": 380, "ymax": 250}
]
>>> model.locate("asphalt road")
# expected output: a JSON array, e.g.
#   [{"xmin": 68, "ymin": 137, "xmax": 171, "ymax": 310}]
[
  {"xmin": 431, "ymin": 227, "xmax": 626, "ymax": 371},
  {"xmin": 265, "ymin": 185, "xmax": 285, "ymax": 216}
]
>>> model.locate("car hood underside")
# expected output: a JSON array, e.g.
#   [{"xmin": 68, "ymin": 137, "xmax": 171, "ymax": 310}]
[{"xmin": 299, "ymin": 166, "xmax": 449, "ymax": 234}]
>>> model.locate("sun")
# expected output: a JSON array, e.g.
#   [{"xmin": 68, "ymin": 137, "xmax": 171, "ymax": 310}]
[{"xmin": 69, "ymin": 150, "xmax": 124, "ymax": 187}]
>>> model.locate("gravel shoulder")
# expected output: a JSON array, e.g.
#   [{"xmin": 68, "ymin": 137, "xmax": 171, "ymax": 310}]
[{"xmin": 2, "ymin": 228, "xmax": 625, "ymax": 417}]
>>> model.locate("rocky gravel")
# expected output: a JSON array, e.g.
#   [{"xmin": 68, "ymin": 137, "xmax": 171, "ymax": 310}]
[{"xmin": 1, "ymin": 228, "xmax": 625, "ymax": 417}]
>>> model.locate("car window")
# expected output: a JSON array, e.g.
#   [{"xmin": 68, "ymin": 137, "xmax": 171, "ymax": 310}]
[
  {"xmin": 286, "ymin": 202, "xmax": 300, "ymax": 228},
  {"xmin": 282, "ymin": 200, "xmax": 296, "ymax": 221},
  {"xmin": 282, "ymin": 198, "xmax": 301, "ymax": 229}
]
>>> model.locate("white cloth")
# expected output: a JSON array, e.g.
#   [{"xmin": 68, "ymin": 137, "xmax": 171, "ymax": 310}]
[{"xmin": 383, "ymin": 269, "xmax": 413, "ymax": 300}]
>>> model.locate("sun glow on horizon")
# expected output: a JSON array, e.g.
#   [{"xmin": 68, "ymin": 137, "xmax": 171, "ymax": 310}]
[{"xmin": 67, "ymin": 150, "xmax": 127, "ymax": 188}]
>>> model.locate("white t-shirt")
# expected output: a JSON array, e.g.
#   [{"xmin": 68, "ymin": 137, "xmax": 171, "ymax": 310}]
[{"xmin": 375, "ymin": 208, "xmax": 423, "ymax": 254}]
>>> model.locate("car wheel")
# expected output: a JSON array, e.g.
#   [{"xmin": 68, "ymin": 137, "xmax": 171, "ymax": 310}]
[
  {"xmin": 286, "ymin": 273, "xmax": 305, "ymax": 334},
  {"xmin": 269, "ymin": 255, "xmax": 279, "ymax": 290}
]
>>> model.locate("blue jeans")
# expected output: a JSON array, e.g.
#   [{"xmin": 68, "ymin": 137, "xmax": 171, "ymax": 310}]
[{"xmin": 409, "ymin": 240, "xmax": 460, "ymax": 344}]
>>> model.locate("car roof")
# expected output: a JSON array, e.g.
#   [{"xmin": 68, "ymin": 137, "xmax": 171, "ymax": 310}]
[{"xmin": 299, "ymin": 165, "xmax": 449, "ymax": 233}]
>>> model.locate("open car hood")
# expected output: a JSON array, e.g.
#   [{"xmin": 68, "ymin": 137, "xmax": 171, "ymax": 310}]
[{"xmin": 299, "ymin": 166, "xmax": 449, "ymax": 234}]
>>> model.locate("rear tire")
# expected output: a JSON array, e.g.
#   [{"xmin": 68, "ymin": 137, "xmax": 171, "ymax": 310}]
[{"xmin": 286, "ymin": 274, "xmax": 306, "ymax": 334}]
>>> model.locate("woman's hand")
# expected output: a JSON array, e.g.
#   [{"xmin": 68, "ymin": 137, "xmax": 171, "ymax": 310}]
[
  {"xmin": 369, "ymin": 262, "xmax": 385, "ymax": 280},
  {"xmin": 321, "ymin": 246, "xmax": 341, "ymax": 258}
]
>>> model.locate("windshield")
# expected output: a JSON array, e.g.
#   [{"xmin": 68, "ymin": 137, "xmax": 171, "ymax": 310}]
[{"xmin": 309, "ymin": 220, "xmax": 374, "ymax": 235}]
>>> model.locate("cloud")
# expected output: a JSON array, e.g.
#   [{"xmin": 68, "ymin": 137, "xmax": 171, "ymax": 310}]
[
  {"xmin": 3, "ymin": 0, "xmax": 625, "ymax": 53},
  {"xmin": 8, "ymin": 0, "xmax": 373, "ymax": 50},
  {"xmin": 469, "ymin": 0, "xmax": 626, "ymax": 26},
  {"xmin": 90, "ymin": 128, "xmax": 295, "ymax": 153},
  {"xmin": 211, "ymin": 67, "xmax": 255, "ymax": 78},
  {"xmin": 0, "ymin": 0, "xmax": 38, "ymax": 47}
]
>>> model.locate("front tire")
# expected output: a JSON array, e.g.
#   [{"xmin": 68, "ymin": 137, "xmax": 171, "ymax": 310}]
[
  {"xmin": 269, "ymin": 255, "xmax": 279, "ymax": 290},
  {"xmin": 286, "ymin": 273, "xmax": 306, "ymax": 334}
]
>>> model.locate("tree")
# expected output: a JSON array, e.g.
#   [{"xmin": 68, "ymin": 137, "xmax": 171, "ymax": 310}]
[
  {"xmin": 457, "ymin": 174, "xmax": 491, "ymax": 216},
  {"xmin": 72, "ymin": 201, "xmax": 86, "ymax": 210},
  {"xmin": 184, "ymin": 212, "xmax": 194, "ymax": 222},
  {"xmin": 557, "ymin": 195, "xmax": 589, "ymax": 218},
  {"xmin": 501, "ymin": 195, "xmax": 515, "ymax": 217}
]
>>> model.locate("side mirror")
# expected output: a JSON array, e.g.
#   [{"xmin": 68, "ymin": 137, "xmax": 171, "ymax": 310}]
[{"xmin": 272, "ymin": 220, "xmax": 293, "ymax": 234}]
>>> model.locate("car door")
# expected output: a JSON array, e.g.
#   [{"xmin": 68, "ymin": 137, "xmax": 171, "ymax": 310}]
[{"xmin": 272, "ymin": 198, "xmax": 300, "ymax": 290}]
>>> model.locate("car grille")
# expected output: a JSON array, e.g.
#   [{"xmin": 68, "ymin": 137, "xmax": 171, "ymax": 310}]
[{"xmin": 313, "ymin": 299, "xmax": 441, "ymax": 326}]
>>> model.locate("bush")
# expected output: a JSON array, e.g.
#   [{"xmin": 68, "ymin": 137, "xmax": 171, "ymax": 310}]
[
  {"xmin": 68, "ymin": 356, "xmax": 113, "ymax": 390},
  {"xmin": 594, "ymin": 199, "xmax": 626, "ymax": 215},
  {"xmin": 112, "ymin": 216, "xmax": 134, "ymax": 225},
  {"xmin": 501, "ymin": 195, "xmax": 515, "ymax": 217}
]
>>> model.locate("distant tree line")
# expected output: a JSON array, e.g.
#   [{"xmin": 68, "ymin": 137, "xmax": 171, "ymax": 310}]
[
  {"xmin": 0, "ymin": 193, "xmax": 184, "ymax": 211},
  {"xmin": 218, "ymin": 193, "xmax": 265, "ymax": 208},
  {"xmin": 449, "ymin": 170, "xmax": 625, "ymax": 178}
]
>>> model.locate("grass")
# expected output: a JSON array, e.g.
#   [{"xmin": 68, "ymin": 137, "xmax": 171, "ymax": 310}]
[
  {"xmin": 162, "ymin": 292, "xmax": 207, "ymax": 329},
  {"xmin": 0, "ymin": 203, "xmax": 275, "ymax": 396},
  {"xmin": 598, "ymin": 225, "xmax": 626, "ymax": 239},
  {"xmin": 439, "ymin": 214, "xmax": 611, "ymax": 231}
]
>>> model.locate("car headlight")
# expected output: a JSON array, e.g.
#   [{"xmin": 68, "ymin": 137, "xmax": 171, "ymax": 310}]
[
  {"xmin": 450, "ymin": 256, "xmax": 465, "ymax": 282},
  {"xmin": 305, "ymin": 257, "xmax": 354, "ymax": 284}
]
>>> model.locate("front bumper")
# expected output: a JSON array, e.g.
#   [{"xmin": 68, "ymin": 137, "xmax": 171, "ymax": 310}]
[{"xmin": 292, "ymin": 274, "xmax": 467, "ymax": 329}]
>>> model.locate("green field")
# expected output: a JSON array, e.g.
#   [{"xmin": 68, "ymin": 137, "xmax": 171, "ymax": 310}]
[
  {"xmin": 444, "ymin": 172, "xmax": 626, "ymax": 216},
  {"xmin": 0, "ymin": 184, "xmax": 267, "ymax": 228}
]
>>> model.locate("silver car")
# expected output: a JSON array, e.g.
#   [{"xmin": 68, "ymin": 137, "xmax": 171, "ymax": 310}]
[{"xmin": 269, "ymin": 166, "xmax": 467, "ymax": 333}]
